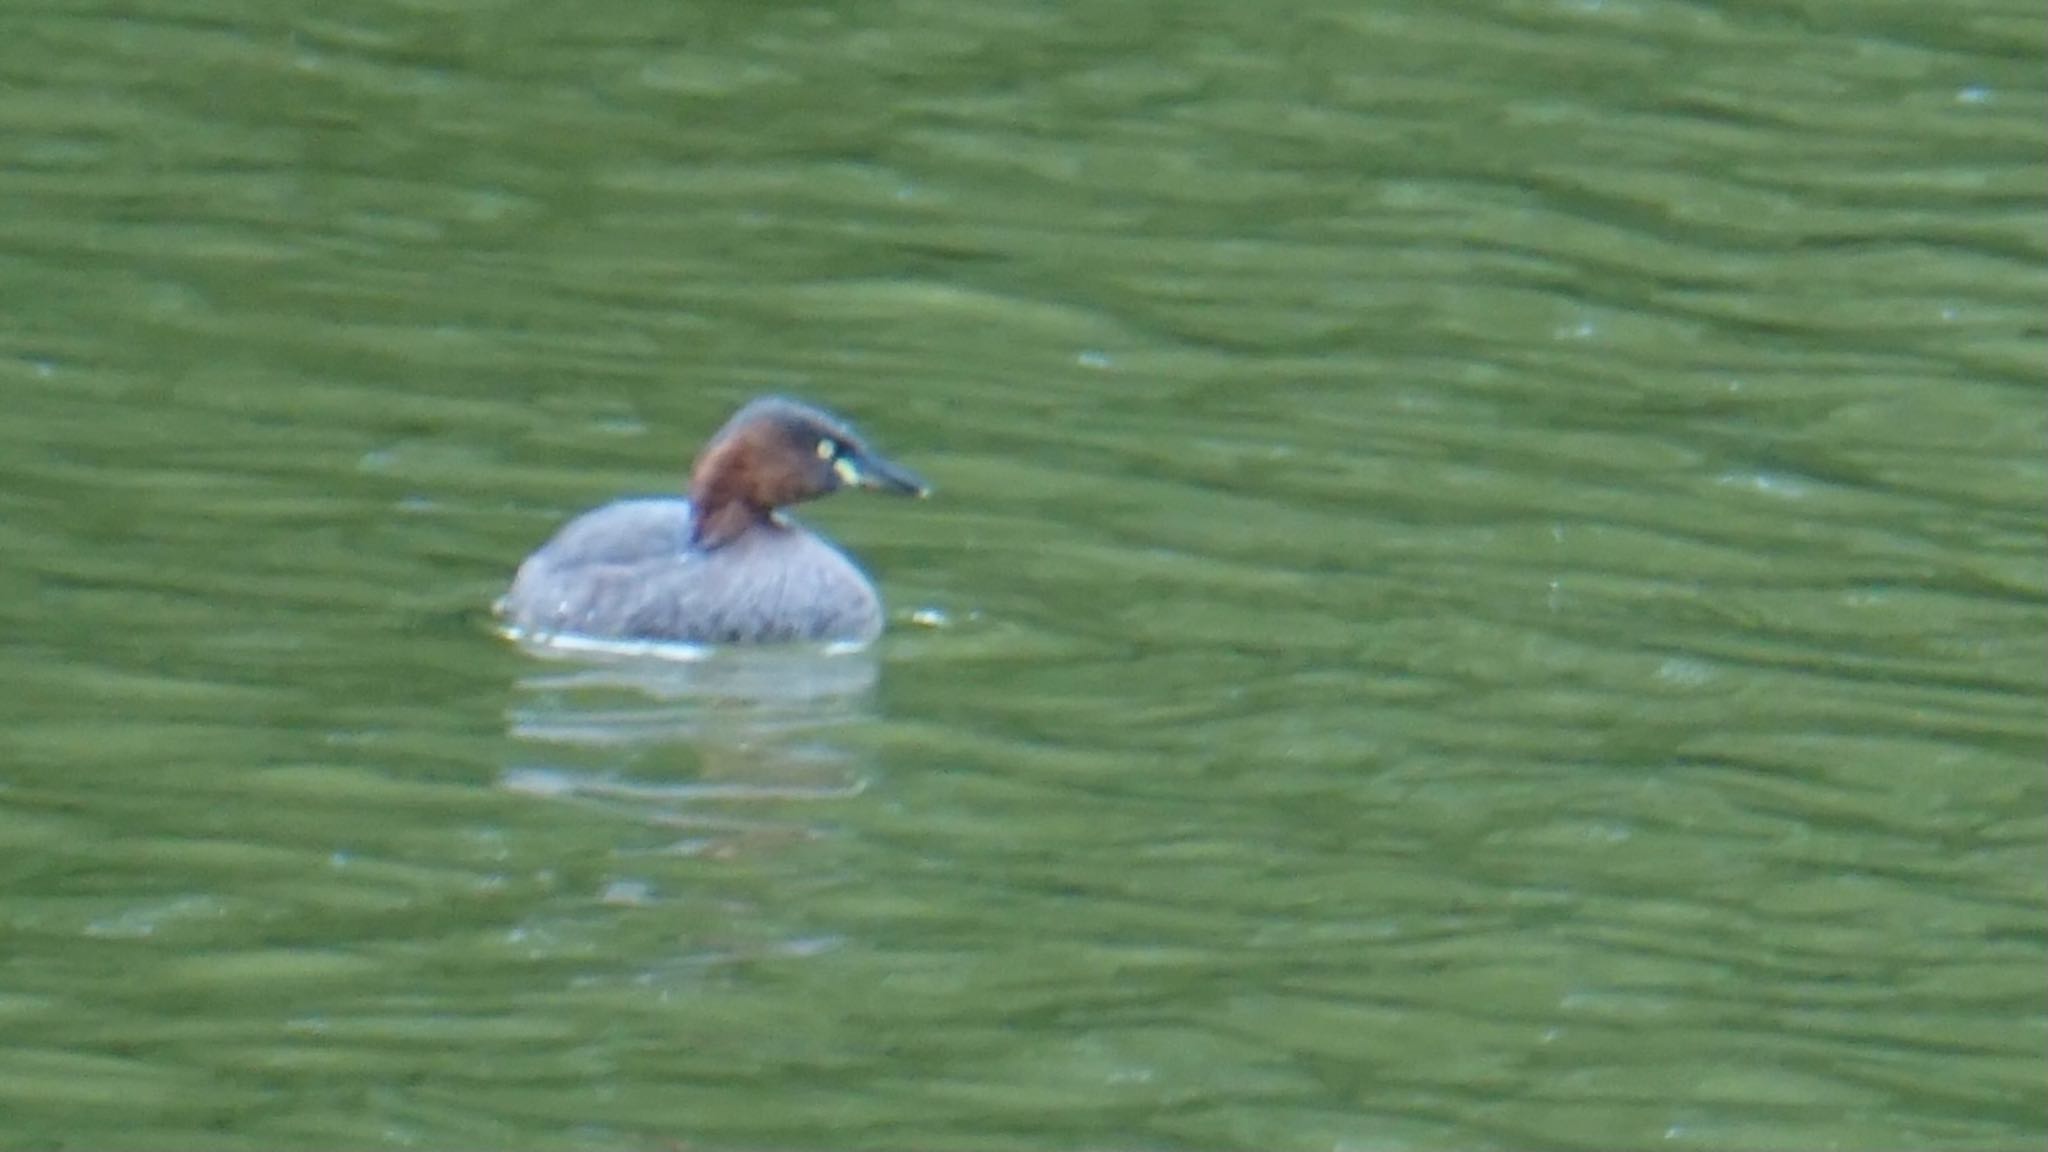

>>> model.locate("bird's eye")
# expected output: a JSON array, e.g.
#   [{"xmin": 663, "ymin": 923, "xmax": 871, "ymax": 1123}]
[{"xmin": 815, "ymin": 438, "xmax": 840, "ymax": 461}]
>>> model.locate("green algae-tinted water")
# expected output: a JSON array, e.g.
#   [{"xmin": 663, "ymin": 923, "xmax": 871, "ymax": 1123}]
[{"xmin": 1, "ymin": 1, "xmax": 2041, "ymax": 1149}]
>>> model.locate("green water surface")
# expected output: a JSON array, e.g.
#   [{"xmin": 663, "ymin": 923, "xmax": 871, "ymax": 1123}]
[{"xmin": 1, "ymin": 1, "xmax": 2042, "ymax": 1149}]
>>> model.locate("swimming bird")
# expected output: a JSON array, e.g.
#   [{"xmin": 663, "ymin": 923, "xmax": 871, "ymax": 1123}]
[{"xmin": 498, "ymin": 396, "xmax": 926, "ymax": 647}]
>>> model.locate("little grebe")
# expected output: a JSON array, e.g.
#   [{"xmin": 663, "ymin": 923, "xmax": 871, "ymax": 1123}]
[{"xmin": 498, "ymin": 396, "xmax": 926, "ymax": 647}]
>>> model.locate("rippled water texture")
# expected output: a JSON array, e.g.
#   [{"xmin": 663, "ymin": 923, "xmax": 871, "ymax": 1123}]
[{"xmin": 2, "ymin": 1, "xmax": 2042, "ymax": 1149}]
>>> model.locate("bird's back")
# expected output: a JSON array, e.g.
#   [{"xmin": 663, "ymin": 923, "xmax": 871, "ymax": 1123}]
[{"xmin": 498, "ymin": 498, "xmax": 884, "ymax": 646}]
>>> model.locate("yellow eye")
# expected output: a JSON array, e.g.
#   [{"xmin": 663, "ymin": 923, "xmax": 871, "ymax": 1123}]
[{"xmin": 815, "ymin": 439, "xmax": 836, "ymax": 461}]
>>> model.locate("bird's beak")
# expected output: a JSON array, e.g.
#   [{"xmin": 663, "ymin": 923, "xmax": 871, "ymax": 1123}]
[{"xmin": 837, "ymin": 450, "xmax": 929, "ymax": 498}]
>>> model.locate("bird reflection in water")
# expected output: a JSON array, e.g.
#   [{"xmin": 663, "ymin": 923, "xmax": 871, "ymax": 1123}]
[{"xmin": 499, "ymin": 639, "xmax": 884, "ymax": 857}]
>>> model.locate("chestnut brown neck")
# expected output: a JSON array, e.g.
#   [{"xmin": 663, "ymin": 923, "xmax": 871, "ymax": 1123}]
[
  {"xmin": 687, "ymin": 426, "xmax": 781, "ymax": 550},
  {"xmin": 688, "ymin": 496, "xmax": 772, "ymax": 550}
]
